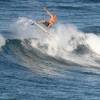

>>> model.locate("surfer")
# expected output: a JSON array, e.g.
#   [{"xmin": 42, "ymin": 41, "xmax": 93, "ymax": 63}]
[
  {"xmin": 42, "ymin": 7, "xmax": 57, "ymax": 28},
  {"xmin": 32, "ymin": 7, "xmax": 57, "ymax": 28}
]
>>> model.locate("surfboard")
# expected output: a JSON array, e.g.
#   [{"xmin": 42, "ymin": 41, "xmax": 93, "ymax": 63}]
[{"xmin": 32, "ymin": 21, "xmax": 50, "ymax": 34}]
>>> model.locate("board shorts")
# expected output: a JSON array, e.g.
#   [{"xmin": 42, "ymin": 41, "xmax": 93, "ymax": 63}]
[{"xmin": 43, "ymin": 21, "xmax": 49, "ymax": 27}]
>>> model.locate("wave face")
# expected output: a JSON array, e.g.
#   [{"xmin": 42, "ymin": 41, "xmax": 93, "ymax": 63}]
[{"xmin": 1, "ymin": 0, "xmax": 100, "ymax": 100}]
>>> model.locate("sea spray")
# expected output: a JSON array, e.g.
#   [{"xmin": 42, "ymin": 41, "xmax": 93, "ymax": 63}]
[{"xmin": 10, "ymin": 17, "xmax": 43, "ymax": 39}]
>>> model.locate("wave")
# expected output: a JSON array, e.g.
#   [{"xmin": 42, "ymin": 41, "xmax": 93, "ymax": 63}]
[{"xmin": 1, "ymin": 17, "xmax": 100, "ymax": 69}]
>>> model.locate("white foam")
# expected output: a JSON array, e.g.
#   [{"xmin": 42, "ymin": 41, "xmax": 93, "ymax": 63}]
[
  {"xmin": 86, "ymin": 33, "xmax": 100, "ymax": 55},
  {"xmin": 0, "ymin": 34, "xmax": 5, "ymax": 49}
]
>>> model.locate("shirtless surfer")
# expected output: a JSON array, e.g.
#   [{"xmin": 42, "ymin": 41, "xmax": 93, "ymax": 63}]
[
  {"xmin": 42, "ymin": 7, "xmax": 57, "ymax": 28},
  {"xmin": 32, "ymin": 7, "xmax": 57, "ymax": 28}
]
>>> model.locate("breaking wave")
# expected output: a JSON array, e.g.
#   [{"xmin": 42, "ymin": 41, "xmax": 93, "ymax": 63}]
[{"xmin": 1, "ymin": 17, "xmax": 100, "ymax": 73}]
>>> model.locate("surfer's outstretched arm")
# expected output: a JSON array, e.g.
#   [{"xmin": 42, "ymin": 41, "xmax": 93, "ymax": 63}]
[{"xmin": 44, "ymin": 7, "xmax": 53, "ymax": 17}]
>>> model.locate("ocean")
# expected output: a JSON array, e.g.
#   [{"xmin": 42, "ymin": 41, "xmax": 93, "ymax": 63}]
[{"xmin": 0, "ymin": 0, "xmax": 100, "ymax": 100}]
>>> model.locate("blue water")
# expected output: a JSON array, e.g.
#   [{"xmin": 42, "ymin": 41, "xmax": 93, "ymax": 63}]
[{"xmin": 0, "ymin": 0, "xmax": 100, "ymax": 100}]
